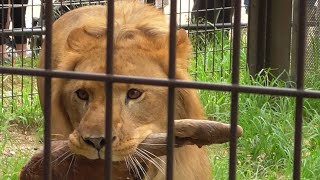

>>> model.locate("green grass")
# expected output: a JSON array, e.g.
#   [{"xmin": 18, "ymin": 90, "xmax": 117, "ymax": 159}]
[
  {"xmin": 0, "ymin": 57, "xmax": 43, "ymax": 179},
  {"xmin": 0, "ymin": 57, "xmax": 42, "ymax": 127},
  {"xmin": 190, "ymin": 30, "xmax": 320, "ymax": 179},
  {"xmin": 0, "ymin": 29, "xmax": 320, "ymax": 179}
]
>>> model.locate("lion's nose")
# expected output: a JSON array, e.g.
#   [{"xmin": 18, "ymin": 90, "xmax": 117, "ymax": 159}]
[
  {"xmin": 83, "ymin": 136, "xmax": 117, "ymax": 150},
  {"xmin": 83, "ymin": 137, "xmax": 106, "ymax": 150}
]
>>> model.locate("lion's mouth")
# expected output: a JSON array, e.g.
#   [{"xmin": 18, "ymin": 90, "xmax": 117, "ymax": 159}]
[
  {"xmin": 98, "ymin": 144, "xmax": 139, "ymax": 161},
  {"xmin": 68, "ymin": 133, "xmax": 139, "ymax": 161}
]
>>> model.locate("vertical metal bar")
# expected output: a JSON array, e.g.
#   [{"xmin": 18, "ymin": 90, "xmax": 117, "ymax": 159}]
[
  {"xmin": 194, "ymin": 1, "xmax": 199, "ymax": 80},
  {"xmin": 1, "ymin": 0, "xmax": 5, "ymax": 109},
  {"xmin": 10, "ymin": 0, "xmax": 14, "ymax": 113},
  {"xmin": 228, "ymin": 4, "xmax": 234, "ymax": 75},
  {"xmin": 21, "ymin": 1, "xmax": 25, "ymax": 105},
  {"xmin": 105, "ymin": 0, "xmax": 114, "ymax": 179},
  {"xmin": 30, "ymin": 0, "xmax": 35, "ymax": 104},
  {"xmin": 1, "ymin": 0, "xmax": 4, "ymax": 66},
  {"xmin": 293, "ymin": 0, "xmax": 306, "ymax": 179},
  {"xmin": 166, "ymin": 0, "xmax": 177, "ymax": 179},
  {"xmin": 220, "ymin": 0, "xmax": 225, "ymax": 78},
  {"xmin": 21, "ymin": 1, "xmax": 25, "ymax": 60},
  {"xmin": 229, "ymin": 0, "xmax": 241, "ymax": 180},
  {"xmin": 187, "ymin": 0, "xmax": 190, "ymax": 37},
  {"xmin": 204, "ymin": 0, "xmax": 208, "ymax": 72},
  {"xmin": 178, "ymin": 0, "xmax": 181, "ymax": 28},
  {"xmin": 43, "ymin": 0, "xmax": 53, "ymax": 178}
]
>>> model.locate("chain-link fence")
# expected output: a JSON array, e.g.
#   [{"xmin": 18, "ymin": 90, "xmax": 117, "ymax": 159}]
[
  {"xmin": 305, "ymin": 0, "xmax": 320, "ymax": 85},
  {"xmin": 0, "ymin": 0, "xmax": 249, "ymax": 111}
]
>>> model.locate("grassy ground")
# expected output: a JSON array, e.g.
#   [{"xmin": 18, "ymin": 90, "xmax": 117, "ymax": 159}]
[
  {"xmin": 190, "ymin": 30, "xmax": 320, "ymax": 179},
  {"xmin": 0, "ymin": 30, "xmax": 320, "ymax": 179},
  {"xmin": 0, "ymin": 57, "xmax": 43, "ymax": 179}
]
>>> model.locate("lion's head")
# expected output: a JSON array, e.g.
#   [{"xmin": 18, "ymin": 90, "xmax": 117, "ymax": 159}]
[{"xmin": 38, "ymin": 2, "xmax": 205, "ymax": 161}]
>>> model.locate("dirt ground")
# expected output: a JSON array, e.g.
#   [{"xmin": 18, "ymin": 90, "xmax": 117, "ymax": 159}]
[{"xmin": 0, "ymin": 125, "xmax": 42, "ymax": 157}]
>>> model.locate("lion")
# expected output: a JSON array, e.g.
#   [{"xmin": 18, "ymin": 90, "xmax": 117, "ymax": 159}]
[{"xmin": 37, "ymin": 1, "xmax": 212, "ymax": 179}]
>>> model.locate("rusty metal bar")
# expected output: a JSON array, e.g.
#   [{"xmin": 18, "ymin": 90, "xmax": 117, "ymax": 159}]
[
  {"xmin": 293, "ymin": 0, "xmax": 306, "ymax": 179},
  {"xmin": 43, "ymin": 0, "xmax": 53, "ymax": 178},
  {"xmin": 229, "ymin": 0, "xmax": 241, "ymax": 179},
  {"xmin": 0, "ymin": 28, "xmax": 44, "ymax": 35},
  {"xmin": 3, "ymin": 67, "xmax": 320, "ymax": 99},
  {"xmin": 105, "ymin": 0, "xmax": 114, "ymax": 179},
  {"xmin": 167, "ymin": 0, "xmax": 177, "ymax": 179}
]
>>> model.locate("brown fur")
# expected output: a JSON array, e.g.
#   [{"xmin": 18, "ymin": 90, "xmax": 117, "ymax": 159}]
[
  {"xmin": 20, "ymin": 141, "xmax": 131, "ymax": 180},
  {"xmin": 37, "ymin": 1, "xmax": 212, "ymax": 179}
]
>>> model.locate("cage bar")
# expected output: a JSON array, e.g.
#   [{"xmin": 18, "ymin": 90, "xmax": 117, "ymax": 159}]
[
  {"xmin": 166, "ymin": 0, "xmax": 177, "ymax": 179},
  {"xmin": 229, "ymin": 0, "xmax": 241, "ymax": 180},
  {"xmin": 0, "ymin": 1, "xmax": 315, "ymax": 179},
  {"xmin": 3, "ymin": 66, "xmax": 320, "ymax": 98},
  {"xmin": 105, "ymin": 0, "xmax": 114, "ymax": 179},
  {"xmin": 293, "ymin": 0, "xmax": 306, "ymax": 179},
  {"xmin": 43, "ymin": 0, "xmax": 53, "ymax": 178}
]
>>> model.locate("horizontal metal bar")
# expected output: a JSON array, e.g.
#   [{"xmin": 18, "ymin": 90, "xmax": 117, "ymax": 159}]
[
  {"xmin": 0, "ymin": 28, "xmax": 45, "ymax": 36},
  {"xmin": 0, "ymin": 93, "xmax": 38, "ymax": 99},
  {"xmin": 0, "ymin": 4, "xmax": 42, "ymax": 8},
  {"xmin": 51, "ymin": 1, "xmax": 107, "ymax": 6},
  {"xmin": 1, "ymin": 67, "xmax": 320, "ymax": 98},
  {"xmin": 0, "ymin": 24, "xmax": 248, "ymax": 37},
  {"xmin": 180, "ymin": 23, "xmax": 247, "ymax": 30}
]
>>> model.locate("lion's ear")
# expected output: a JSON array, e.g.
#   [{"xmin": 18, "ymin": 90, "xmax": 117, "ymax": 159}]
[
  {"xmin": 176, "ymin": 29, "xmax": 192, "ymax": 71},
  {"xmin": 66, "ymin": 26, "xmax": 106, "ymax": 51}
]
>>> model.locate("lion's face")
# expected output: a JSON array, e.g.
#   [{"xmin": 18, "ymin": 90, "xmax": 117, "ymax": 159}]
[
  {"xmin": 37, "ymin": 2, "xmax": 205, "ymax": 161},
  {"xmin": 36, "ymin": 3, "xmax": 213, "ymax": 179},
  {"xmin": 62, "ymin": 40, "xmax": 173, "ymax": 160}
]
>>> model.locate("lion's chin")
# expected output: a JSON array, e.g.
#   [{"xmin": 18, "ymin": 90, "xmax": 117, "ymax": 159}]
[
  {"xmin": 75, "ymin": 150, "xmax": 126, "ymax": 161},
  {"xmin": 72, "ymin": 150, "xmax": 134, "ymax": 162},
  {"xmin": 92, "ymin": 150, "xmax": 129, "ymax": 162}
]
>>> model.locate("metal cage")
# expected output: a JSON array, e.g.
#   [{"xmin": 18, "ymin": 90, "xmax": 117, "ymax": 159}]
[{"xmin": 0, "ymin": 0, "xmax": 315, "ymax": 179}]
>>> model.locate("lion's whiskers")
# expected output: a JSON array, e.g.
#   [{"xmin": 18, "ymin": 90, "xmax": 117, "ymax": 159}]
[
  {"xmin": 130, "ymin": 155, "xmax": 144, "ymax": 180},
  {"xmin": 135, "ymin": 151, "xmax": 149, "ymax": 170},
  {"xmin": 65, "ymin": 154, "xmax": 75, "ymax": 179},
  {"xmin": 30, "ymin": 156, "xmax": 44, "ymax": 168},
  {"xmin": 26, "ymin": 143, "xmax": 67, "ymax": 170},
  {"xmin": 132, "ymin": 155, "xmax": 149, "ymax": 180},
  {"xmin": 50, "ymin": 150, "xmax": 71, "ymax": 165},
  {"xmin": 139, "ymin": 148, "xmax": 166, "ymax": 165},
  {"xmin": 56, "ymin": 152, "xmax": 74, "ymax": 167},
  {"xmin": 139, "ymin": 142, "xmax": 168, "ymax": 146},
  {"xmin": 124, "ymin": 156, "xmax": 130, "ymax": 171},
  {"xmin": 51, "ymin": 144, "xmax": 67, "ymax": 153},
  {"xmin": 136, "ymin": 148, "xmax": 165, "ymax": 175},
  {"xmin": 125, "ymin": 156, "xmax": 137, "ymax": 178},
  {"xmin": 125, "ymin": 156, "xmax": 134, "ymax": 177}
]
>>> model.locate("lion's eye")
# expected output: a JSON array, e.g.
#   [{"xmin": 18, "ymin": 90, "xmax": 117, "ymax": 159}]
[
  {"xmin": 75, "ymin": 89, "xmax": 89, "ymax": 101},
  {"xmin": 127, "ymin": 88, "xmax": 143, "ymax": 100}
]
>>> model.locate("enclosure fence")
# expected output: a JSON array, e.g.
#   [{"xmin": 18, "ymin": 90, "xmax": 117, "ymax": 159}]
[{"xmin": 0, "ymin": 0, "xmax": 315, "ymax": 179}]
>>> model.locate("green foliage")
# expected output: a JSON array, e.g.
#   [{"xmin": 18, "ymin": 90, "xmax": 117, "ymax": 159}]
[
  {"xmin": 0, "ymin": 58, "xmax": 42, "ymax": 179},
  {"xmin": 190, "ymin": 29, "xmax": 320, "ymax": 179}
]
